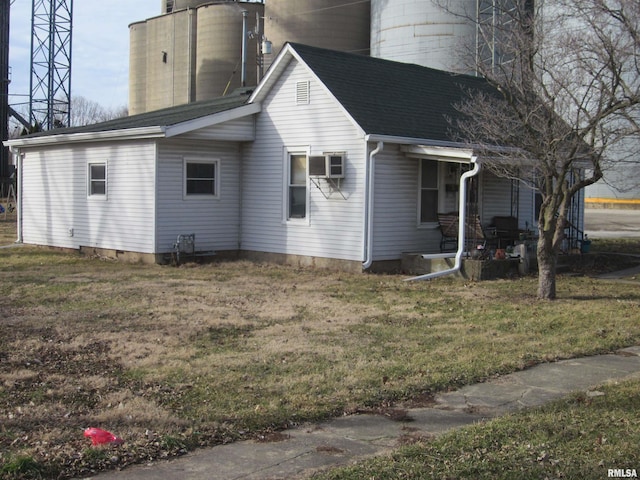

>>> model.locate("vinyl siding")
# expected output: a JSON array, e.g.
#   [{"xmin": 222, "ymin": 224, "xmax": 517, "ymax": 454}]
[
  {"xmin": 481, "ymin": 170, "xmax": 536, "ymax": 230},
  {"xmin": 155, "ymin": 138, "xmax": 241, "ymax": 253},
  {"xmin": 372, "ymin": 145, "xmax": 441, "ymax": 260},
  {"xmin": 241, "ymin": 60, "xmax": 366, "ymax": 261},
  {"xmin": 177, "ymin": 116, "xmax": 255, "ymax": 141},
  {"xmin": 516, "ymin": 180, "xmax": 536, "ymax": 230},
  {"xmin": 20, "ymin": 141, "xmax": 156, "ymax": 252}
]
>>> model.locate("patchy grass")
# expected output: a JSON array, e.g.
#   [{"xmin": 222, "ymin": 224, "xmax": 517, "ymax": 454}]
[
  {"xmin": 314, "ymin": 379, "xmax": 640, "ymax": 480},
  {"xmin": 1, "ymin": 219, "xmax": 640, "ymax": 478},
  {"xmin": 590, "ymin": 238, "xmax": 640, "ymax": 255},
  {"xmin": 0, "ymin": 216, "xmax": 17, "ymax": 246}
]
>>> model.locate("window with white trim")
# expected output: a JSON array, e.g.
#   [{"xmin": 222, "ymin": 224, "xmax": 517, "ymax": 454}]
[
  {"xmin": 184, "ymin": 159, "xmax": 219, "ymax": 198},
  {"xmin": 88, "ymin": 162, "xmax": 106, "ymax": 197},
  {"xmin": 288, "ymin": 153, "xmax": 307, "ymax": 219},
  {"xmin": 419, "ymin": 159, "xmax": 439, "ymax": 223}
]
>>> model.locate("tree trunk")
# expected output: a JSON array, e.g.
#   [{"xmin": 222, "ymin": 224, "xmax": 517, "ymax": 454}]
[{"xmin": 537, "ymin": 233, "xmax": 558, "ymax": 300}]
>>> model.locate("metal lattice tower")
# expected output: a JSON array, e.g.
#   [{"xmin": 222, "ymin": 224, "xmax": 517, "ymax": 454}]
[
  {"xmin": 475, "ymin": 0, "xmax": 534, "ymax": 75},
  {"xmin": 30, "ymin": 0, "xmax": 73, "ymax": 130},
  {"xmin": 1, "ymin": 0, "xmax": 10, "ymax": 179}
]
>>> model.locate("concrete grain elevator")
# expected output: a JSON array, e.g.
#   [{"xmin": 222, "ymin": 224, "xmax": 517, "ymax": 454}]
[
  {"xmin": 130, "ymin": 0, "xmax": 371, "ymax": 114},
  {"xmin": 130, "ymin": 1, "xmax": 265, "ymax": 115}
]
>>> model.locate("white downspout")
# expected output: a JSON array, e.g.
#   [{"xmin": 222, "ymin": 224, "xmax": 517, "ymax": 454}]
[
  {"xmin": 362, "ymin": 141, "xmax": 383, "ymax": 270},
  {"xmin": 406, "ymin": 155, "xmax": 480, "ymax": 281},
  {"xmin": 241, "ymin": 10, "xmax": 248, "ymax": 87},
  {"xmin": 8, "ymin": 146, "xmax": 22, "ymax": 243}
]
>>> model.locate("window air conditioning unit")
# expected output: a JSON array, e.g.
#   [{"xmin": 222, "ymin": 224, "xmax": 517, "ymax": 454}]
[
  {"xmin": 309, "ymin": 156, "xmax": 327, "ymax": 177},
  {"xmin": 325, "ymin": 154, "xmax": 345, "ymax": 179},
  {"xmin": 309, "ymin": 154, "xmax": 345, "ymax": 179}
]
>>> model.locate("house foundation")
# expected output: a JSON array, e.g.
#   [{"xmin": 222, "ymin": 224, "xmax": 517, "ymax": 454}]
[
  {"xmin": 239, "ymin": 250, "xmax": 364, "ymax": 274},
  {"xmin": 401, "ymin": 252, "xmax": 536, "ymax": 281},
  {"xmin": 79, "ymin": 246, "xmax": 158, "ymax": 264}
]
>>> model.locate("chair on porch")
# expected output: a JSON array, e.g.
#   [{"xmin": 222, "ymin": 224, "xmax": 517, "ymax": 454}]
[
  {"xmin": 490, "ymin": 216, "xmax": 525, "ymax": 248},
  {"xmin": 437, "ymin": 212, "xmax": 493, "ymax": 253}
]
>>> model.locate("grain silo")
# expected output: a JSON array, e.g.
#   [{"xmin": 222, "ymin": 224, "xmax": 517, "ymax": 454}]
[
  {"xmin": 370, "ymin": 0, "xmax": 477, "ymax": 74},
  {"xmin": 129, "ymin": 9, "xmax": 197, "ymax": 115},
  {"xmin": 128, "ymin": 20, "xmax": 148, "ymax": 115},
  {"xmin": 161, "ymin": 0, "xmax": 212, "ymax": 14},
  {"xmin": 195, "ymin": 1, "xmax": 264, "ymax": 100},
  {"xmin": 129, "ymin": 1, "xmax": 264, "ymax": 114},
  {"xmin": 263, "ymin": 0, "xmax": 370, "ymax": 68}
]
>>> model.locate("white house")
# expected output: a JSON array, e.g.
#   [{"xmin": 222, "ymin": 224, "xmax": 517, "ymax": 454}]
[{"xmin": 5, "ymin": 43, "xmax": 560, "ymax": 274}]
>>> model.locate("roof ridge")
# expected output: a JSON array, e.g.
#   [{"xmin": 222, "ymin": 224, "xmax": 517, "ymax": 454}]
[{"xmin": 287, "ymin": 42, "xmax": 484, "ymax": 83}]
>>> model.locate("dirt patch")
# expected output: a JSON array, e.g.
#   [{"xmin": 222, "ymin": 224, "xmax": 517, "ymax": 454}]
[
  {"xmin": 316, "ymin": 445, "xmax": 345, "ymax": 454},
  {"xmin": 399, "ymin": 393, "xmax": 437, "ymax": 409}
]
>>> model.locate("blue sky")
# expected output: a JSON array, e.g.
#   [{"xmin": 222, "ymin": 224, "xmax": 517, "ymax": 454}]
[{"xmin": 9, "ymin": 1, "xmax": 159, "ymax": 111}]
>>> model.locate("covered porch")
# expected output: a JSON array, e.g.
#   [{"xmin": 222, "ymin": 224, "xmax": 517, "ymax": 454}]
[{"xmin": 400, "ymin": 145, "xmax": 587, "ymax": 280}]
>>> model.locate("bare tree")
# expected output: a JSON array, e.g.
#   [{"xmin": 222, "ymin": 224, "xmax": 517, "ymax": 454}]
[
  {"xmin": 442, "ymin": 0, "xmax": 640, "ymax": 299},
  {"xmin": 10, "ymin": 96, "xmax": 128, "ymax": 134},
  {"xmin": 69, "ymin": 96, "xmax": 128, "ymax": 127}
]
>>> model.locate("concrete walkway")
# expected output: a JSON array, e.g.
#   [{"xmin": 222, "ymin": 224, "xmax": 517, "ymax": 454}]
[
  {"xmin": 595, "ymin": 260, "xmax": 640, "ymax": 280},
  {"xmin": 85, "ymin": 346, "xmax": 640, "ymax": 480}
]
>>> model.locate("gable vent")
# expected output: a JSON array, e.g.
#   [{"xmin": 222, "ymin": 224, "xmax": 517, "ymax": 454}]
[{"xmin": 296, "ymin": 81, "xmax": 310, "ymax": 105}]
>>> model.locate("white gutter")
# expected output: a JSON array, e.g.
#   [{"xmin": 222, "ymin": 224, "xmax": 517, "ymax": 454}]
[
  {"xmin": 241, "ymin": 10, "xmax": 248, "ymax": 87},
  {"xmin": 362, "ymin": 140, "xmax": 383, "ymax": 270},
  {"xmin": 365, "ymin": 134, "xmax": 472, "ymax": 149},
  {"xmin": 400, "ymin": 144, "xmax": 474, "ymax": 161},
  {"xmin": 3, "ymin": 126, "xmax": 166, "ymax": 148},
  {"xmin": 406, "ymin": 155, "xmax": 481, "ymax": 281}
]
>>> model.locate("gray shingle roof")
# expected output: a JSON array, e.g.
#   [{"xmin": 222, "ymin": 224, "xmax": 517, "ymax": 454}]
[
  {"xmin": 289, "ymin": 43, "xmax": 491, "ymax": 142},
  {"xmin": 24, "ymin": 88, "xmax": 253, "ymax": 138},
  {"xmin": 20, "ymin": 44, "xmax": 491, "ymax": 144}
]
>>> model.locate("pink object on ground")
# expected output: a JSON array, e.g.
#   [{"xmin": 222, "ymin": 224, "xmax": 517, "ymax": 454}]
[{"xmin": 83, "ymin": 427, "xmax": 124, "ymax": 446}]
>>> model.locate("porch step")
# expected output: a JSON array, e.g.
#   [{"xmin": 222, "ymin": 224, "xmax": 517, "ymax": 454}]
[{"xmin": 401, "ymin": 253, "xmax": 533, "ymax": 281}]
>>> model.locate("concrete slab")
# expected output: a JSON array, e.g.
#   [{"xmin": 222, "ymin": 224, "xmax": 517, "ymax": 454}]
[
  {"xmin": 513, "ymin": 355, "xmax": 640, "ymax": 391},
  {"xmin": 315, "ymin": 413, "xmax": 403, "ymax": 444},
  {"xmin": 405, "ymin": 408, "xmax": 484, "ymax": 434}
]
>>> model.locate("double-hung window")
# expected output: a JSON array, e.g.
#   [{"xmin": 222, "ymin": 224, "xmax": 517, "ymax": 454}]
[
  {"xmin": 419, "ymin": 159, "xmax": 439, "ymax": 223},
  {"xmin": 288, "ymin": 153, "xmax": 307, "ymax": 220},
  {"xmin": 184, "ymin": 159, "xmax": 219, "ymax": 198},
  {"xmin": 88, "ymin": 162, "xmax": 107, "ymax": 197}
]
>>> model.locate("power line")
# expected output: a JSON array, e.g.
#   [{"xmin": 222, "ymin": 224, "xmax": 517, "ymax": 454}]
[{"xmin": 290, "ymin": 0, "xmax": 370, "ymax": 17}]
